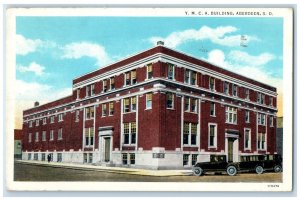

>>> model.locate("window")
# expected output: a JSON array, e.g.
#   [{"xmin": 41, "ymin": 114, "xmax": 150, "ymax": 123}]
[
  {"xmin": 245, "ymin": 111, "xmax": 250, "ymax": 123},
  {"xmin": 147, "ymin": 64, "xmax": 153, "ymax": 79},
  {"xmin": 131, "ymin": 70, "xmax": 137, "ymax": 84},
  {"xmin": 245, "ymin": 89, "xmax": 250, "ymax": 100},
  {"xmin": 167, "ymin": 64, "xmax": 174, "ymax": 80},
  {"xmin": 123, "ymin": 122, "xmax": 136, "ymax": 145},
  {"xmin": 34, "ymin": 153, "xmax": 38, "ymax": 160},
  {"xmin": 192, "ymin": 154, "xmax": 198, "ymax": 166},
  {"xmin": 122, "ymin": 153, "xmax": 128, "ymax": 165},
  {"xmin": 130, "ymin": 153, "xmax": 135, "ymax": 165},
  {"xmin": 191, "ymin": 71, "xmax": 197, "ymax": 85},
  {"xmin": 125, "ymin": 72, "xmax": 130, "ymax": 86},
  {"xmin": 76, "ymin": 88, "xmax": 80, "ymax": 99},
  {"xmin": 91, "ymin": 84, "xmax": 95, "ymax": 96},
  {"xmin": 124, "ymin": 98, "xmax": 130, "ymax": 113},
  {"xmin": 224, "ymin": 81, "xmax": 229, "ymax": 95},
  {"xmin": 184, "ymin": 69, "xmax": 190, "ymax": 84},
  {"xmin": 50, "ymin": 130, "xmax": 54, "ymax": 141},
  {"xmin": 209, "ymin": 77, "xmax": 215, "ymax": 91},
  {"xmin": 269, "ymin": 97, "xmax": 273, "ymax": 106},
  {"xmin": 183, "ymin": 122, "xmax": 198, "ymax": 146},
  {"xmin": 29, "ymin": 121, "xmax": 32, "ymax": 128},
  {"xmin": 209, "ymin": 124, "xmax": 217, "ymax": 148},
  {"xmin": 232, "ymin": 84, "xmax": 238, "ymax": 96},
  {"xmin": 85, "ymin": 127, "xmax": 94, "ymax": 147},
  {"xmin": 75, "ymin": 110, "xmax": 80, "ymax": 122},
  {"xmin": 28, "ymin": 133, "xmax": 32, "ymax": 142},
  {"xmin": 57, "ymin": 153, "xmax": 62, "ymax": 162},
  {"xmin": 42, "ymin": 131, "xmax": 46, "ymax": 141},
  {"xmin": 83, "ymin": 153, "xmax": 93, "ymax": 163},
  {"xmin": 102, "ymin": 104, "xmax": 107, "ymax": 117},
  {"xmin": 184, "ymin": 97, "xmax": 190, "ymax": 111},
  {"xmin": 191, "ymin": 98, "xmax": 197, "ymax": 113},
  {"xmin": 41, "ymin": 153, "xmax": 46, "ymax": 161},
  {"xmin": 35, "ymin": 132, "xmax": 39, "ymax": 142},
  {"xmin": 85, "ymin": 106, "xmax": 94, "ymax": 119},
  {"xmin": 257, "ymin": 133, "xmax": 266, "ymax": 150},
  {"xmin": 43, "ymin": 118, "xmax": 47, "ymax": 125},
  {"xmin": 58, "ymin": 114, "xmax": 63, "ymax": 122},
  {"xmin": 109, "ymin": 102, "xmax": 114, "ymax": 116},
  {"xmin": 36, "ymin": 119, "xmax": 39, "ymax": 126},
  {"xmin": 50, "ymin": 116, "xmax": 55, "ymax": 123},
  {"xmin": 257, "ymin": 113, "xmax": 266, "ymax": 125},
  {"xmin": 131, "ymin": 97, "xmax": 137, "ymax": 112},
  {"xmin": 86, "ymin": 85, "xmax": 91, "ymax": 97},
  {"xmin": 28, "ymin": 153, "xmax": 32, "ymax": 160},
  {"xmin": 270, "ymin": 116, "xmax": 274, "ymax": 127},
  {"xmin": 58, "ymin": 128, "xmax": 63, "ymax": 140},
  {"xmin": 257, "ymin": 92, "xmax": 265, "ymax": 104},
  {"xmin": 146, "ymin": 93, "xmax": 152, "ymax": 109},
  {"xmin": 210, "ymin": 102, "xmax": 215, "ymax": 116},
  {"xmin": 103, "ymin": 80, "xmax": 107, "ymax": 92},
  {"xmin": 226, "ymin": 106, "xmax": 237, "ymax": 124},
  {"xmin": 88, "ymin": 153, "xmax": 93, "ymax": 163},
  {"xmin": 166, "ymin": 93, "xmax": 174, "ymax": 109},
  {"xmin": 183, "ymin": 154, "xmax": 189, "ymax": 166},
  {"xmin": 110, "ymin": 77, "xmax": 115, "ymax": 90},
  {"xmin": 244, "ymin": 129, "xmax": 251, "ymax": 150}
]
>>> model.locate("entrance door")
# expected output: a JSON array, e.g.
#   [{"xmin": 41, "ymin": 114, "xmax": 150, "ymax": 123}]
[
  {"xmin": 104, "ymin": 137, "xmax": 111, "ymax": 162},
  {"xmin": 228, "ymin": 138, "xmax": 234, "ymax": 162}
]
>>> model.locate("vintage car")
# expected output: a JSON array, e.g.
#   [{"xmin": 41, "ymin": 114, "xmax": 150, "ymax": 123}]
[
  {"xmin": 239, "ymin": 154, "xmax": 282, "ymax": 174},
  {"xmin": 192, "ymin": 155, "xmax": 239, "ymax": 176}
]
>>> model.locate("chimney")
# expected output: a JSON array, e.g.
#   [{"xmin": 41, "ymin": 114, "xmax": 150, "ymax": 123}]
[
  {"xmin": 157, "ymin": 41, "xmax": 164, "ymax": 46},
  {"xmin": 34, "ymin": 101, "xmax": 39, "ymax": 107}
]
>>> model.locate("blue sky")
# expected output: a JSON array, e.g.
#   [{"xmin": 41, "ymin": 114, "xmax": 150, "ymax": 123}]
[{"xmin": 15, "ymin": 17, "xmax": 284, "ymax": 127}]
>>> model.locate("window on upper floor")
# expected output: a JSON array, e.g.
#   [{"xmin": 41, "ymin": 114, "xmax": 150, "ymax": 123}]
[
  {"xmin": 102, "ymin": 104, "xmax": 107, "ymax": 117},
  {"xmin": 183, "ymin": 122, "xmax": 198, "ymax": 146},
  {"xmin": 147, "ymin": 64, "xmax": 153, "ymax": 79},
  {"xmin": 109, "ymin": 102, "xmax": 114, "ymax": 116},
  {"xmin": 269, "ymin": 96, "xmax": 273, "ymax": 106},
  {"xmin": 50, "ymin": 116, "xmax": 55, "ymax": 123},
  {"xmin": 75, "ymin": 110, "xmax": 80, "ymax": 122},
  {"xmin": 50, "ymin": 130, "xmax": 54, "ymax": 141},
  {"xmin": 76, "ymin": 88, "xmax": 80, "ymax": 99},
  {"xmin": 43, "ymin": 117, "xmax": 47, "ymax": 125},
  {"xmin": 257, "ymin": 92, "xmax": 265, "ymax": 105},
  {"xmin": 125, "ymin": 72, "xmax": 130, "ymax": 86},
  {"xmin": 224, "ymin": 81, "xmax": 229, "ymax": 95},
  {"xmin": 131, "ymin": 70, "xmax": 137, "ymax": 84},
  {"xmin": 210, "ymin": 102, "xmax": 215, "ymax": 116},
  {"xmin": 28, "ymin": 133, "xmax": 32, "ymax": 142},
  {"xmin": 42, "ymin": 131, "xmax": 46, "ymax": 141},
  {"xmin": 208, "ymin": 124, "xmax": 217, "ymax": 148},
  {"xmin": 245, "ymin": 89, "xmax": 250, "ymax": 100},
  {"xmin": 123, "ymin": 97, "xmax": 137, "ymax": 113},
  {"xmin": 257, "ymin": 133, "xmax": 266, "ymax": 150},
  {"xmin": 85, "ymin": 127, "xmax": 94, "ymax": 147},
  {"xmin": 146, "ymin": 93, "xmax": 152, "ymax": 109},
  {"xmin": 35, "ymin": 132, "xmax": 39, "ymax": 142},
  {"xmin": 103, "ymin": 80, "xmax": 107, "ymax": 92},
  {"xmin": 245, "ymin": 111, "xmax": 250, "ymax": 123},
  {"xmin": 184, "ymin": 97, "xmax": 190, "ymax": 112},
  {"xmin": 58, "ymin": 114, "xmax": 63, "ymax": 122},
  {"xmin": 91, "ymin": 84, "xmax": 95, "ymax": 96},
  {"xmin": 123, "ymin": 122, "xmax": 136, "ymax": 145},
  {"xmin": 131, "ymin": 97, "xmax": 137, "ymax": 111},
  {"xmin": 191, "ymin": 71, "xmax": 197, "ymax": 85},
  {"xmin": 29, "ymin": 121, "xmax": 33, "ymax": 128},
  {"xmin": 209, "ymin": 77, "xmax": 215, "ymax": 91},
  {"xmin": 184, "ymin": 69, "xmax": 197, "ymax": 85},
  {"xmin": 257, "ymin": 113, "xmax": 266, "ymax": 125},
  {"xmin": 110, "ymin": 77, "xmax": 115, "ymax": 90},
  {"xmin": 244, "ymin": 129, "xmax": 251, "ymax": 150},
  {"xmin": 58, "ymin": 128, "xmax": 63, "ymax": 140},
  {"xmin": 166, "ymin": 93, "xmax": 174, "ymax": 109},
  {"xmin": 36, "ymin": 119, "xmax": 39, "ymax": 126},
  {"xmin": 270, "ymin": 116, "xmax": 274, "ymax": 127},
  {"xmin": 167, "ymin": 64, "xmax": 175, "ymax": 80},
  {"xmin": 124, "ymin": 98, "xmax": 130, "ymax": 113},
  {"xmin": 191, "ymin": 98, "xmax": 197, "ymax": 113},
  {"xmin": 85, "ymin": 106, "xmax": 94, "ymax": 119},
  {"xmin": 184, "ymin": 69, "xmax": 190, "ymax": 84},
  {"xmin": 226, "ymin": 106, "xmax": 237, "ymax": 124},
  {"xmin": 232, "ymin": 84, "xmax": 238, "ymax": 97}
]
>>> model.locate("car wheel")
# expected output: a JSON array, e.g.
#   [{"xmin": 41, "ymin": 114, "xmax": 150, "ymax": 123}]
[
  {"xmin": 193, "ymin": 167, "xmax": 203, "ymax": 176},
  {"xmin": 255, "ymin": 165, "xmax": 264, "ymax": 174},
  {"xmin": 274, "ymin": 165, "xmax": 282, "ymax": 173},
  {"xmin": 227, "ymin": 165, "xmax": 237, "ymax": 176}
]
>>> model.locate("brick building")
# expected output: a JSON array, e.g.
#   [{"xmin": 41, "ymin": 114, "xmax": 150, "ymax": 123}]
[{"xmin": 21, "ymin": 42, "xmax": 278, "ymax": 169}]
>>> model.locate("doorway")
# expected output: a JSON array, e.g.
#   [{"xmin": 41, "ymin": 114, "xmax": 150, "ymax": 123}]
[
  {"xmin": 228, "ymin": 138, "xmax": 235, "ymax": 162},
  {"xmin": 104, "ymin": 137, "xmax": 111, "ymax": 162}
]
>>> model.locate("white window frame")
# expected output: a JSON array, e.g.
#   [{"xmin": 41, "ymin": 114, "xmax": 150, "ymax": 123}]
[
  {"xmin": 35, "ymin": 132, "xmax": 39, "ymax": 142},
  {"xmin": 245, "ymin": 111, "xmax": 250, "ymax": 123},
  {"xmin": 146, "ymin": 64, "xmax": 153, "ymax": 79},
  {"xmin": 50, "ymin": 130, "xmax": 54, "ymax": 141},
  {"xmin": 35, "ymin": 119, "xmax": 39, "ymax": 126},
  {"xmin": 103, "ymin": 80, "xmax": 107, "ymax": 92},
  {"xmin": 269, "ymin": 96, "xmax": 273, "ymax": 106},
  {"xmin": 245, "ymin": 89, "xmax": 250, "ymax": 100},
  {"xmin": 244, "ymin": 128, "xmax": 251, "ymax": 150},
  {"xmin": 184, "ymin": 97, "xmax": 190, "ymax": 112},
  {"xmin": 75, "ymin": 110, "xmax": 80, "ymax": 122},
  {"xmin": 166, "ymin": 93, "xmax": 174, "ymax": 109},
  {"xmin": 183, "ymin": 122, "xmax": 198, "ymax": 147},
  {"xmin": 102, "ymin": 104, "xmax": 107, "ymax": 117},
  {"xmin": 208, "ymin": 123, "xmax": 217, "ymax": 148},
  {"xmin": 84, "ymin": 127, "xmax": 95, "ymax": 147},
  {"xmin": 257, "ymin": 113, "xmax": 266, "ymax": 125},
  {"xmin": 167, "ymin": 64, "xmax": 175, "ymax": 80},
  {"xmin": 58, "ymin": 114, "xmax": 63, "ymax": 122},
  {"xmin": 42, "ymin": 131, "xmax": 46, "ymax": 141},
  {"xmin": 86, "ymin": 85, "xmax": 90, "ymax": 97},
  {"xmin": 184, "ymin": 69, "xmax": 190, "ymax": 84},
  {"xmin": 191, "ymin": 98, "xmax": 197, "ymax": 113},
  {"xmin": 225, "ymin": 106, "xmax": 237, "ymax": 124},
  {"xmin": 124, "ymin": 72, "xmax": 130, "ymax": 86},
  {"xmin": 146, "ymin": 93, "xmax": 152, "ymax": 109},
  {"xmin": 43, "ymin": 117, "xmax": 47, "ymax": 125},
  {"xmin": 58, "ymin": 128, "xmax": 63, "ymax": 140},
  {"xmin": 50, "ymin": 116, "xmax": 55, "ymax": 123},
  {"xmin": 209, "ymin": 77, "xmax": 215, "ymax": 91},
  {"xmin": 91, "ymin": 84, "xmax": 95, "ymax": 96},
  {"xmin": 257, "ymin": 133, "xmax": 266, "ymax": 150},
  {"xmin": 110, "ymin": 77, "xmax": 115, "ymax": 90},
  {"xmin": 224, "ymin": 81, "xmax": 229, "ymax": 95},
  {"xmin": 109, "ymin": 102, "xmax": 114, "ymax": 116},
  {"xmin": 270, "ymin": 116, "xmax": 274, "ymax": 127},
  {"xmin": 131, "ymin": 70, "xmax": 137, "ymax": 85},
  {"xmin": 131, "ymin": 97, "xmax": 137, "ymax": 112},
  {"xmin": 123, "ymin": 122, "xmax": 137, "ymax": 145},
  {"xmin": 232, "ymin": 84, "xmax": 238, "ymax": 97},
  {"xmin": 76, "ymin": 88, "xmax": 80, "ymax": 99}
]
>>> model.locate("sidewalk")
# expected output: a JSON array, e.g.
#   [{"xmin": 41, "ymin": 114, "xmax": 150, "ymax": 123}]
[{"xmin": 16, "ymin": 160, "xmax": 193, "ymax": 177}]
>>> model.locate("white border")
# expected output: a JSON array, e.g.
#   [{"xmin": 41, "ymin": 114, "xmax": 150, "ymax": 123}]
[{"xmin": 5, "ymin": 7, "xmax": 293, "ymax": 192}]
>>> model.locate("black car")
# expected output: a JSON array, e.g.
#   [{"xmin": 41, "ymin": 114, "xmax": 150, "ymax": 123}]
[
  {"xmin": 192, "ymin": 155, "xmax": 239, "ymax": 176},
  {"xmin": 262, "ymin": 154, "xmax": 282, "ymax": 172},
  {"xmin": 239, "ymin": 155, "xmax": 265, "ymax": 174}
]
